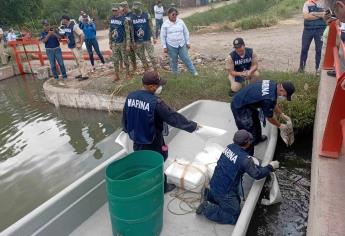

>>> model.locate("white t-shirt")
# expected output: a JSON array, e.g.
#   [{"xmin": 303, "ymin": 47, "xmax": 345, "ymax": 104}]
[{"xmin": 154, "ymin": 5, "xmax": 164, "ymax": 20}]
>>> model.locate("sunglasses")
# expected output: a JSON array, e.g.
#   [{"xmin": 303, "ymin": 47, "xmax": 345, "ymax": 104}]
[{"xmin": 171, "ymin": 13, "xmax": 178, "ymax": 16}]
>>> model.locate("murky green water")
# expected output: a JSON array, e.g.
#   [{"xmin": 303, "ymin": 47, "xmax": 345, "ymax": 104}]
[
  {"xmin": 0, "ymin": 76, "xmax": 122, "ymax": 231},
  {"xmin": 247, "ymin": 135, "xmax": 312, "ymax": 236}
]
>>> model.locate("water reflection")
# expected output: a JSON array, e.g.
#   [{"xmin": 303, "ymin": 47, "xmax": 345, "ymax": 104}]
[{"xmin": 0, "ymin": 76, "xmax": 122, "ymax": 231}]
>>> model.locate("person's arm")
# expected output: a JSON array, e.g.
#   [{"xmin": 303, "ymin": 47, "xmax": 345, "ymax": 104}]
[
  {"xmin": 41, "ymin": 32, "xmax": 50, "ymax": 43},
  {"xmin": 148, "ymin": 13, "xmax": 156, "ymax": 41},
  {"xmin": 156, "ymin": 99, "xmax": 198, "ymax": 132},
  {"xmin": 243, "ymin": 156, "xmax": 273, "ymax": 180},
  {"xmin": 160, "ymin": 22, "xmax": 168, "ymax": 52},
  {"xmin": 74, "ymin": 25, "xmax": 84, "ymax": 47},
  {"xmin": 303, "ymin": 3, "xmax": 325, "ymax": 20},
  {"xmin": 226, "ymin": 55, "xmax": 244, "ymax": 77},
  {"xmin": 181, "ymin": 20, "xmax": 190, "ymax": 48},
  {"xmin": 262, "ymin": 100, "xmax": 282, "ymax": 128},
  {"xmin": 248, "ymin": 52, "xmax": 258, "ymax": 76}
]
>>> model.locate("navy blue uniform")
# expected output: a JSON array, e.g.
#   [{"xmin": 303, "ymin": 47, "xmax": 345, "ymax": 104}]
[
  {"xmin": 299, "ymin": 1, "xmax": 326, "ymax": 71},
  {"xmin": 230, "ymin": 48, "xmax": 253, "ymax": 83},
  {"xmin": 203, "ymin": 143, "xmax": 273, "ymax": 224},
  {"xmin": 122, "ymin": 90, "xmax": 197, "ymax": 187},
  {"xmin": 109, "ymin": 16, "xmax": 126, "ymax": 43},
  {"xmin": 231, "ymin": 80, "xmax": 277, "ymax": 154},
  {"xmin": 132, "ymin": 13, "xmax": 151, "ymax": 43},
  {"xmin": 64, "ymin": 21, "xmax": 77, "ymax": 49}
]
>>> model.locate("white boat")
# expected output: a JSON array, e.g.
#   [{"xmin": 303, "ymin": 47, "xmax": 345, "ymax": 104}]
[{"xmin": 1, "ymin": 100, "xmax": 277, "ymax": 236}]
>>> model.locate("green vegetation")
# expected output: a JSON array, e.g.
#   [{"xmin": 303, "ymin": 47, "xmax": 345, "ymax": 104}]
[
  {"xmin": 85, "ymin": 66, "xmax": 319, "ymax": 133},
  {"xmin": 184, "ymin": 0, "xmax": 304, "ymax": 32},
  {"xmin": 0, "ymin": 0, "xmax": 176, "ymax": 31}
]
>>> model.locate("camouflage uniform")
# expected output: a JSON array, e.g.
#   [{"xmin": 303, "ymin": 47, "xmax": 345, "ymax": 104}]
[
  {"xmin": 132, "ymin": 2, "xmax": 158, "ymax": 71},
  {"xmin": 109, "ymin": 5, "xmax": 131, "ymax": 76},
  {"xmin": 120, "ymin": 1, "xmax": 137, "ymax": 71}
]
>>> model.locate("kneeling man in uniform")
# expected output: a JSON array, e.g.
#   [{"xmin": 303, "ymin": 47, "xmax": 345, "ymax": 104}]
[
  {"xmin": 122, "ymin": 71, "xmax": 199, "ymax": 193},
  {"xmin": 226, "ymin": 37, "xmax": 259, "ymax": 95},
  {"xmin": 196, "ymin": 129, "xmax": 279, "ymax": 224}
]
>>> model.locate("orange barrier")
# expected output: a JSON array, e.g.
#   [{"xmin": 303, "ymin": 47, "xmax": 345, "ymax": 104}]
[
  {"xmin": 7, "ymin": 39, "xmax": 45, "ymax": 75},
  {"xmin": 320, "ymin": 21, "xmax": 345, "ymax": 158},
  {"xmin": 31, "ymin": 50, "xmax": 111, "ymax": 61},
  {"xmin": 8, "ymin": 38, "xmax": 112, "ymax": 75}
]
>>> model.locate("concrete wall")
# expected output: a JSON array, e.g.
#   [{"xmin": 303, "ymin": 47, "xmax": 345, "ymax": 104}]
[
  {"xmin": 307, "ymin": 70, "xmax": 345, "ymax": 236},
  {"xmin": 43, "ymin": 81, "xmax": 126, "ymax": 111},
  {"xmin": 0, "ymin": 65, "xmax": 15, "ymax": 81}
]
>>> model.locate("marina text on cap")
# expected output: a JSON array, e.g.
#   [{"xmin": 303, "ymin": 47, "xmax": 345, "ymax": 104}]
[
  {"xmin": 281, "ymin": 81, "xmax": 295, "ymax": 101},
  {"xmin": 142, "ymin": 71, "xmax": 167, "ymax": 86},
  {"xmin": 233, "ymin": 130, "xmax": 253, "ymax": 146}
]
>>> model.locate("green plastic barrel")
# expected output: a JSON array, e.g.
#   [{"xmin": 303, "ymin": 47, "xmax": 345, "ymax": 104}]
[{"xmin": 106, "ymin": 150, "xmax": 164, "ymax": 236}]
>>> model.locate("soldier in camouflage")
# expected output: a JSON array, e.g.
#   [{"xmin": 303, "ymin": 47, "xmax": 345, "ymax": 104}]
[
  {"xmin": 109, "ymin": 4, "xmax": 131, "ymax": 81},
  {"xmin": 120, "ymin": 1, "xmax": 137, "ymax": 73},
  {"xmin": 131, "ymin": 1, "xmax": 158, "ymax": 71}
]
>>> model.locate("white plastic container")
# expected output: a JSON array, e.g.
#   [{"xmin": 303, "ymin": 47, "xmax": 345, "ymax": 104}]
[
  {"xmin": 194, "ymin": 143, "xmax": 224, "ymax": 178},
  {"xmin": 165, "ymin": 159, "xmax": 208, "ymax": 193}
]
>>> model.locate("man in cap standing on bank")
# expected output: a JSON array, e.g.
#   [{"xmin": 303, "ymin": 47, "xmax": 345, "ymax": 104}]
[
  {"xmin": 231, "ymin": 80, "xmax": 295, "ymax": 155},
  {"xmin": 131, "ymin": 1, "xmax": 158, "ymax": 71},
  {"xmin": 122, "ymin": 71, "xmax": 200, "ymax": 193},
  {"xmin": 40, "ymin": 19, "xmax": 68, "ymax": 81},
  {"xmin": 61, "ymin": 15, "xmax": 89, "ymax": 81},
  {"xmin": 109, "ymin": 4, "xmax": 131, "ymax": 81},
  {"xmin": 196, "ymin": 129, "xmax": 279, "ymax": 224},
  {"xmin": 120, "ymin": 1, "xmax": 137, "ymax": 73},
  {"xmin": 226, "ymin": 37, "xmax": 259, "ymax": 95}
]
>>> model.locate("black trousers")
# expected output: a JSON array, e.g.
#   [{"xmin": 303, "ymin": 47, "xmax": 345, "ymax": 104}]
[{"xmin": 231, "ymin": 104, "xmax": 262, "ymax": 155}]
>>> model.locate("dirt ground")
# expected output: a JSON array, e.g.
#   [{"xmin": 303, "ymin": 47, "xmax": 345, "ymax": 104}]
[{"xmin": 95, "ymin": 12, "xmax": 318, "ymax": 73}]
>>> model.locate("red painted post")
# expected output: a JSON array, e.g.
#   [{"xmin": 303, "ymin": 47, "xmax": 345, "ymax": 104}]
[
  {"xmin": 323, "ymin": 21, "xmax": 337, "ymax": 70},
  {"xmin": 320, "ymin": 76, "xmax": 345, "ymax": 158}
]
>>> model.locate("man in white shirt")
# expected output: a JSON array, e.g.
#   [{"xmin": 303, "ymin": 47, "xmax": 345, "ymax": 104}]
[
  {"xmin": 160, "ymin": 7, "xmax": 198, "ymax": 76},
  {"xmin": 154, "ymin": 0, "xmax": 164, "ymax": 38},
  {"xmin": 0, "ymin": 27, "xmax": 9, "ymax": 65},
  {"xmin": 6, "ymin": 29, "xmax": 17, "ymax": 42}
]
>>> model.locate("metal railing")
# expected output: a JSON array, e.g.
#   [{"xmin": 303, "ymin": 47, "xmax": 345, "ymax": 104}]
[{"xmin": 320, "ymin": 20, "xmax": 345, "ymax": 158}]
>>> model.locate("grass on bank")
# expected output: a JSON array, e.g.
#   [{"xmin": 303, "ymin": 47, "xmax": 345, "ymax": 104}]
[
  {"xmin": 87, "ymin": 67, "xmax": 319, "ymax": 133},
  {"xmin": 184, "ymin": 0, "xmax": 304, "ymax": 32}
]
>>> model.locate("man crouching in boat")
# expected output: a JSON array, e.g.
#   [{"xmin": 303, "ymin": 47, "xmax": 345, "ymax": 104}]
[
  {"xmin": 196, "ymin": 129, "xmax": 279, "ymax": 224},
  {"xmin": 231, "ymin": 79, "xmax": 295, "ymax": 155},
  {"xmin": 122, "ymin": 71, "xmax": 200, "ymax": 193}
]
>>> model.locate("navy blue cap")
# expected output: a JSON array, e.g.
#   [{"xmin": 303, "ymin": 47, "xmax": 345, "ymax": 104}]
[
  {"xmin": 233, "ymin": 37, "xmax": 245, "ymax": 48},
  {"xmin": 282, "ymin": 81, "xmax": 295, "ymax": 101},
  {"xmin": 142, "ymin": 71, "xmax": 166, "ymax": 86},
  {"xmin": 233, "ymin": 130, "xmax": 253, "ymax": 146}
]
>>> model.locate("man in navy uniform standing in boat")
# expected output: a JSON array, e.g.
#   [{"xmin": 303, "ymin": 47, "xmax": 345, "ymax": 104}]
[
  {"xmin": 231, "ymin": 80, "xmax": 295, "ymax": 155},
  {"xmin": 122, "ymin": 71, "xmax": 199, "ymax": 193},
  {"xmin": 196, "ymin": 129, "xmax": 279, "ymax": 224}
]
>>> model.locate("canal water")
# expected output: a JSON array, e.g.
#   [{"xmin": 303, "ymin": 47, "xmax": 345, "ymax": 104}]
[
  {"xmin": 0, "ymin": 76, "xmax": 122, "ymax": 231},
  {"xmin": 0, "ymin": 76, "xmax": 311, "ymax": 234},
  {"xmin": 247, "ymin": 134, "xmax": 312, "ymax": 236}
]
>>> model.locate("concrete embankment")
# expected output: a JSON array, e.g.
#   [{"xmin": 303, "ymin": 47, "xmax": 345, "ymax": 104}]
[
  {"xmin": 43, "ymin": 79, "xmax": 125, "ymax": 111},
  {"xmin": 307, "ymin": 70, "xmax": 345, "ymax": 235},
  {"xmin": 0, "ymin": 65, "xmax": 15, "ymax": 80}
]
